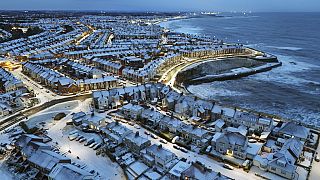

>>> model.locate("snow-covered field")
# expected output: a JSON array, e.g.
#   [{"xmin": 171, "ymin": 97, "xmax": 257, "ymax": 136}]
[{"xmin": 25, "ymin": 101, "xmax": 79, "ymax": 128}]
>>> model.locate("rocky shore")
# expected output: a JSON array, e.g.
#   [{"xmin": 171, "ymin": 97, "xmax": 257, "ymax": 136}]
[{"xmin": 175, "ymin": 57, "xmax": 281, "ymax": 85}]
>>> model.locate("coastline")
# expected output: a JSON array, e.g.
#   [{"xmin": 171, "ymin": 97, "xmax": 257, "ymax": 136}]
[{"xmin": 158, "ymin": 15, "xmax": 320, "ymax": 129}]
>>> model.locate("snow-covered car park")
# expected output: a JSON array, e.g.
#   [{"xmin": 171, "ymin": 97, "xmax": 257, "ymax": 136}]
[
  {"xmin": 0, "ymin": 99, "xmax": 126, "ymax": 180},
  {"xmin": 45, "ymin": 108, "xmax": 125, "ymax": 179}
]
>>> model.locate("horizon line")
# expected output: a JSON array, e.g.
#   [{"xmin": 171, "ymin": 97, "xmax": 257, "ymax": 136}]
[{"xmin": 0, "ymin": 9, "xmax": 320, "ymax": 13}]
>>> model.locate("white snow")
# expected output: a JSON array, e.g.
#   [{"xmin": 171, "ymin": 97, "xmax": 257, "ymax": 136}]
[{"xmin": 24, "ymin": 98, "xmax": 125, "ymax": 180}]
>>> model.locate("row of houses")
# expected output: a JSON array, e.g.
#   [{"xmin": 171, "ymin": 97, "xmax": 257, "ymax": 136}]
[
  {"xmin": 69, "ymin": 110, "xmax": 231, "ymax": 179},
  {"xmin": 0, "ymin": 68, "xmax": 24, "ymax": 93},
  {"xmin": 10, "ymin": 134, "xmax": 96, "ymax": 180},
  {"xmin": 0, "ymin": 25, "xmax": 87, "ymax": 61},
  {"xmin": 121, "ymin": 103, "xmax": 212, "ymax": 148},
  {"xmin": 64, "ymin": 60, "xmax": 104, "ymax": 79},
  {"xmin": 99, "ymin": 121, "xmax": 230, "ymax": 179},
  {"xmin": 0, "ymin": 68, "xmax": 34, "ymax": 116},
  {"xmin": 254, "ymin": 136, "xmax": 304, "ymax": 179},
  {"xmin": 93, "ymin": 83, "xmax": 274, "ymax": 132},
  {"xmin": 91, "ymin": 45, "xmax": 246, "ymax": 83},
  {"xmin": 0, "ymin": 89, "xmax": 34, "ymax": 116},
  {"xmin": 22, "ymin": 62, "xmax": 118, "ymax": 94}
]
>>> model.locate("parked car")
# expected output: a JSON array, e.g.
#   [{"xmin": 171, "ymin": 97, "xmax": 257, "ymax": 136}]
[
  {"xmin": 69, "ymin": 130, "xmax": 78, "ymax": 135},
  {"xmin": 144, "ymin": 131, "xmax": 150, "ymax": 135},
  {"xmin": 85, "ymin": 138, "xmax": 95, "ymax": 146},
  {"xmin": 180, "ymin": 148, "xmax": 188, "ymax": 153},
  {"xmin": 76, "ymin": 135, "xmax": 84, "ymax": 141},
  {"xmin": 89, "ymin": 142, "xmax": 98, "ymax": 148},
  {"xmin": 205, "ymin": 146, "xmax": 212, "ymax": 153},
  {"xmin": 173, "ymin": 145, "xmax": 180, "ymax": 150},
  {"xmin": 223, "ymin": 164, "xmax": 234, "ymax": 170},
  {"xmin": 79, "ymin": 137, "xmax": 86, "ymax": 143},
  {"xmin": 150, "ymin": 134, "xmax": 158, "ymax": 139},
  {"xmin": 315, "ymin": 155, "xmax": 320, "ymax": 162},
  {"xmin": 93, "ymin": 143, "xmax": 102, "ymax": 150},
  {"xmin": 172, "ymin": 136, "xmax": 179, "ymax": 144},
  {"xmin": 128, "ymin": 122, "xmax": 134, "ymax": 126},
  {"xmin": 160, "ymin": 139, "xmax": 167, "ymax": 144},
  {"xmin": 181, "ymin": 158, "xmax": 187, "ymax": 162},
  {"xmin": 68, "ymin": 133, "xmax": 78, "ymax": 141},
  {"xmin": 134, "ymin": 125, "xmax": 140, "ymax": 129}
]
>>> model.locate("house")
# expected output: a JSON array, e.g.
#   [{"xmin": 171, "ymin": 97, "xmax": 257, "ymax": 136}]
[
  {"xmin": 142, "ymin": 169, "xmax": 162, "ymax": 180},
  {"xmin": 14, "ymin": 95, "xmax": 33, "ymax": 108},
  {"xmin": 211, "ymin": 131, "xmax": 248, "ymax": 160},
  {"xmin": 162, "ymin": 91, "xmax": 181, "ymax": 111},
  {"xmin": 14, "ymin": 134, "xmax": 93, "ymax": 180},
  {"xmin": 141, "ymin": 108, "xmax": 164, "ymax": 126},
  {"xmin": 192, "ymin": 100, "xmax": 214, "ymax": 121},
  {"xmin": 275, "ymin": 122, "xmax": 310, "ymax": 142},
  {"xmin": 126, "ymin": 161, "xmax": 149, "ymax": 179},
  {"xmin": 121, "ymin": 103, "xmax": 144, "ymax": 120},
  {"xmin": 57, "ymin": 77, "xmax": 77, "ymax": 94},
  {"xmin": 168, "ymin": 161, "xmax": 191, "ymax": 180},
  {"xmin": 174, "ymin": 96, "xmax": 194, "ymax": 119},
  {"xmin": 28, "ymin": 149, "xmax": 71, "ymax": 175},
  {"xmin": 15, "ymin": 134, "xmax": 44, "ymax": 150},
  {"xmin": 233, "ymin": 111, "xmax": 273, "ymax": 132},
  {"xmin": 71, "ymin": 111, "xmax": 86, "ymax": 126},
  {"xmin": 82, "ymin": 114, "xmax": 106, "ymax": 131},
  {"xmin": 72, "ymin": 112, "xmax": 105, "ymax": 130},
  {"xmin": 180, "ymin": 124, "xmax": 211, "ymax": 147},
  {"xmin": 211, "ymin": 105, "xmax": 236, "ymax": 122},
  {"xmin": 20, "ymin": 141, "xmax": 52, "ymax": 160},
  {"xmin": 0, "ymin": 102, "xmax": 11, "ymax": 116},
  {"xmin": 212, "ymin": 119, "xmax": 226, "ymax": 132},
  {"xmin": 76, "ymin": 76, "xmax": 118, "ymax": 92},
  {"xmin": 181, "ymin": 163, "xmax": 231, "ymax": 180},
  {"xmin": 159, "ymin": 116, "xmax": 183, "ymax": 134},
  {"xmin": 48, "ymin": 163, "xmax": 95, "ymax": 180},
  {"xmin": 124, "ymin": 132, "xmax": 151, "ymax": 155},
  {"xmin": 267, "ymin": 138, "xmax": 303, "ymax": 179},
  {"xmin": 101, "ymin": 122, "xmax": 132, "ymax": 144},
  {"xmin": 142, "ymin": 144, "xmax": 177, "ymax": 173},
  {"xmin": 223, "ymin": 125, "xmax": 248, "ymax": 136}
]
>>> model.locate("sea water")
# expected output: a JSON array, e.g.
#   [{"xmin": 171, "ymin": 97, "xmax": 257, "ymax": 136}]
[{"xmin": 160, "ymin": 12, "xmax": 320, "ymax": 126}]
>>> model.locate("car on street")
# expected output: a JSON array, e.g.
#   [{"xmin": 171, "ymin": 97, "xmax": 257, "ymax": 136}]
[
  {"xmin": 134, "ymin": 125, "xmax": 140, "ymax": 129},
  {"xmin": 144, "ymin": 131, "xmax": 150, "ymax": 135},
  {"xmin": 150, "ymin": 134, "xmax": 158, "ymax": 139},
  {"xmin": 160, "ymin": 139, "xmax": 167, "ymax": 144},
  {"xmin": 180, "ymin": 158, "xmax": 187, "ymax": 162},
  {"xmin": 223, "ymin": 164, "xmax": 234, "ymax": 170},
  {"xmin": 180, "ymin": 148, "xmax": 188, "ymax": 153},
  {"xmin": 173, "ymin": 145, "xmax": 180, "ymax": 150},
  {"xmin": 315, "ymin": 155, "xmax": 320, "ymax": 162},
  {"xmin": 128, "ymin": 122, "xmax": 134, "ymax": 126}
]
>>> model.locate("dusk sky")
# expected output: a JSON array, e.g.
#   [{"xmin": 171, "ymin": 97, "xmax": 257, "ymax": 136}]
[{"xmin": 1, "ymin": 0, "xmax": 320, "ymax": 12}]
